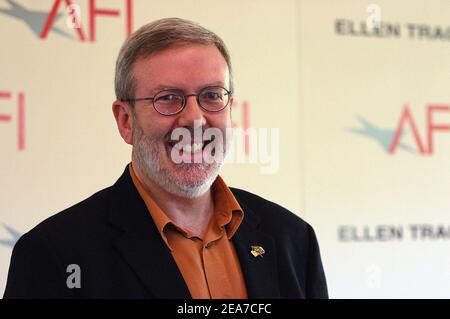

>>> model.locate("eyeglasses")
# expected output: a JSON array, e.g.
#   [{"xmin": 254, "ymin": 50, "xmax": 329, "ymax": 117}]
[{"xmin": 122, "ymin": 86, "xmax": 232, "ymax": 116}]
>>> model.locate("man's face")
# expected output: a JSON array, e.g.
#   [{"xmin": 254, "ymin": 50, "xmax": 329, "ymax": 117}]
[{"xmin": 130, "ymin": 44, "xmax": 232, "ymax": 198}]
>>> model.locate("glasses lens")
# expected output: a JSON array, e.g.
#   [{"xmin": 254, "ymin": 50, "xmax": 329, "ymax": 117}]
[
  {"xmin": 199, "ymin": 87, "xmax": 230, "ymax": 111},
  {"xmin": 154, "ymin": 91, "xmax": 184, "ymax": 115}
]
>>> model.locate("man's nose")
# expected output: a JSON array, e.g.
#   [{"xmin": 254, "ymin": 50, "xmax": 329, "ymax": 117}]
[{"xmin": 176, "ymin": 95, "xmax": 207, "ymax": 127}]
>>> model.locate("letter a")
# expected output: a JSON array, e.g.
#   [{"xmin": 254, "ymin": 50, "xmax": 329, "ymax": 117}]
[
  {"xmin": 66, "ymin": 264, "xmax": 81, "ymax": 288},
  {"xmin": 389, "ymin": 104, "xmax": 426, "ymax": 155}
]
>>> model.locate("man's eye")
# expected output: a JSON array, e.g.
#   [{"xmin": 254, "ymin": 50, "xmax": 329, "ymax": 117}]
[
  {"xmin": 157, "ymin": 94, "xmax": 180, "ymax": 102},
  {"xmin": 203, "ymin": 92, "xmax": 222, "ymax": 100}
]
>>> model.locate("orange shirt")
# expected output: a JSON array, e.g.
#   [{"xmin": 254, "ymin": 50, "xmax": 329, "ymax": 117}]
[{"xmin": 129, "ymin": 164, "xmax": 248, "ymax": 299}]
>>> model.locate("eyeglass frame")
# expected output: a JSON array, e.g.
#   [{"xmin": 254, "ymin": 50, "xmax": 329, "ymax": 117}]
[{"xmin": 121, "ymin": 85, "xmax": 233, "ymax": 116}]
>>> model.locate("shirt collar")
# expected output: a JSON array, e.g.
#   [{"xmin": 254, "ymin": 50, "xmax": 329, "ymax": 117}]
[
  {"xmin": 212, "ymin": 175, "xmax": 244, "ymax": 239},
  {"xmin": 129, "ymin": 163, "xmax": 244, "ymax": 245}
]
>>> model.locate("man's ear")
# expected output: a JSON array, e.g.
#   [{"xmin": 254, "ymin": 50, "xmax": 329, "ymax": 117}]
[{"xmin": 112, "ymin": 100, "xmax": 134, "ymax": 145}]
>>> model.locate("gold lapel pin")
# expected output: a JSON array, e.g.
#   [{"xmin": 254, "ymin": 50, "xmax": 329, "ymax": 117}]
[{"xmin": 251, "ymin": 245, "xmax": 265, "ymax": 258}]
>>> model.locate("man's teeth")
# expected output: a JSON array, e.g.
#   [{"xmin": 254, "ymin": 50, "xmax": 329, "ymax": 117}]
[{"xmin": 173, "ymin": 142, "xmax": 203, "ymax": 153}]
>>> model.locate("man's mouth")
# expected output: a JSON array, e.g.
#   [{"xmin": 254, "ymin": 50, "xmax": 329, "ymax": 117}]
[
  {"xmin": 172, "ymin": 142, "xmax": 204, "ymax": 154},
  {"xmin": 165, "ymin": 138, "xmax": 215, "ymax": 159},
  {"xmin": 163, "ymin": 125, "xmax": 223, "ymax": 163}
]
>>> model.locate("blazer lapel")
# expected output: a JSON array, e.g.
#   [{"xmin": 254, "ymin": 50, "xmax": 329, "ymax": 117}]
[
  {"xmin": 106, "ymin": 167, "xmax": 280, "ymax": 298},
  {"xmin": 108, "ymin": 167, "xmax": 191, "ymax": 298},
  {"xmin": 232, "ymin": 196, "xmax": 281, "ymax": 298}
]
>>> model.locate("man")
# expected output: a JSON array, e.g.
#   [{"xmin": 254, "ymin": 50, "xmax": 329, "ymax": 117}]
[{"xmin": 4, "ymin": 18, "xmax": 328, "ymax": 299}]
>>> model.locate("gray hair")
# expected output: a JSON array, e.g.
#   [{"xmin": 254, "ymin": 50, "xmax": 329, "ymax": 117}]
[{"xmin": 114, "ymin": 17, "xmax": 233, "ymax": 103}]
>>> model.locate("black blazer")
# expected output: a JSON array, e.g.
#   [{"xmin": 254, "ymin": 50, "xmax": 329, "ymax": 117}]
[{"xmin": 3, "ymin": 167, "xmax": 328, "ymax": 299}]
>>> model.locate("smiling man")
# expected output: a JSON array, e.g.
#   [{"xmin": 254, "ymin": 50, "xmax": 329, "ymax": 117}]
[{"xmin": 4, "ymin": 18, "xmax": 328, "ymax": 299}]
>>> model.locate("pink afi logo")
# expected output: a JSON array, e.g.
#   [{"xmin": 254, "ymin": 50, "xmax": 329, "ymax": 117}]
[
  {"xmin": 0, "ymin": 0, "xmax": 133, "ymax": 42},
  {"xmin": 41, "ymin": 0, "xmax": 133, "ymax": 42},
  {"xmin": 350, "ymin": 103, "xmax": 450, "ymax": 156},
  {"xmin": 390, "ymin": 103, "xmax": 450, "ymax": 155},
  {"xmin": 0, "ymin": 91, "xmax": 26, "ymax": 151}
]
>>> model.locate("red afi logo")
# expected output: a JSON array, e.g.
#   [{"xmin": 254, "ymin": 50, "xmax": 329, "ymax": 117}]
[
  {"xmin": 40, "ymin": 0, "xmax": 133, "ymax": 42},
  {"xmin": 390, "ymin": 104, "xmax": 450, "ymax": 155},
  {"xmin": 0, "ymin": 91, "xmax": 26, "ymax": 151}
]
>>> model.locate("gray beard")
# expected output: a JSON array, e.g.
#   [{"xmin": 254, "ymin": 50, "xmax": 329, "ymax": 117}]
[{"xmin": 131, "ymin": 118, "xmax": 226, "ymax": 199}]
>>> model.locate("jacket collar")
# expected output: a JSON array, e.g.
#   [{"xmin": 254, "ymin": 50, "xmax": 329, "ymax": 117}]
[
  {"xmin": 108, "ymin": 166, "xmax": 191, "ymax": 298},
  {"xmin": 231, "ymin": 190, "xmax": 281, "ymax": 298}
]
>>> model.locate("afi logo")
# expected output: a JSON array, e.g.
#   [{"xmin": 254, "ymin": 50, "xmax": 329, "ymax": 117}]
[
  {"xmin": 390, "ymin": 104, "xmax": 449, "ymax": 155},
  {"xmin": 0, "ymin": 91, "xmax": 26, "ymax": 151},
  {"xmin": 0, "ymin": 0, "xmax": 133, "ymax": 42},
  {"xmin": 0, "ymin": 224, "xmax": 22, "ymax": 248},
  {"xmin": 350, "ymin": 103, "xmax": 450, "ymax": 156},
  {"xmin": 231, "ymin": 100, "xmax": 250, "ymax": 156}
]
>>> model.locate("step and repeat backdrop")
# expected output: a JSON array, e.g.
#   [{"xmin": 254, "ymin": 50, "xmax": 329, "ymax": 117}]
[{"xmin": 0, "ymin": 0, "xmax": 449, "ymax": 298}]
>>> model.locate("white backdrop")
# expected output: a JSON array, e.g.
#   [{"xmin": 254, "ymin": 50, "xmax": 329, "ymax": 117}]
[{"xmin": 1, "ymin": 0, "xmax": 449, "ymax": 298}]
